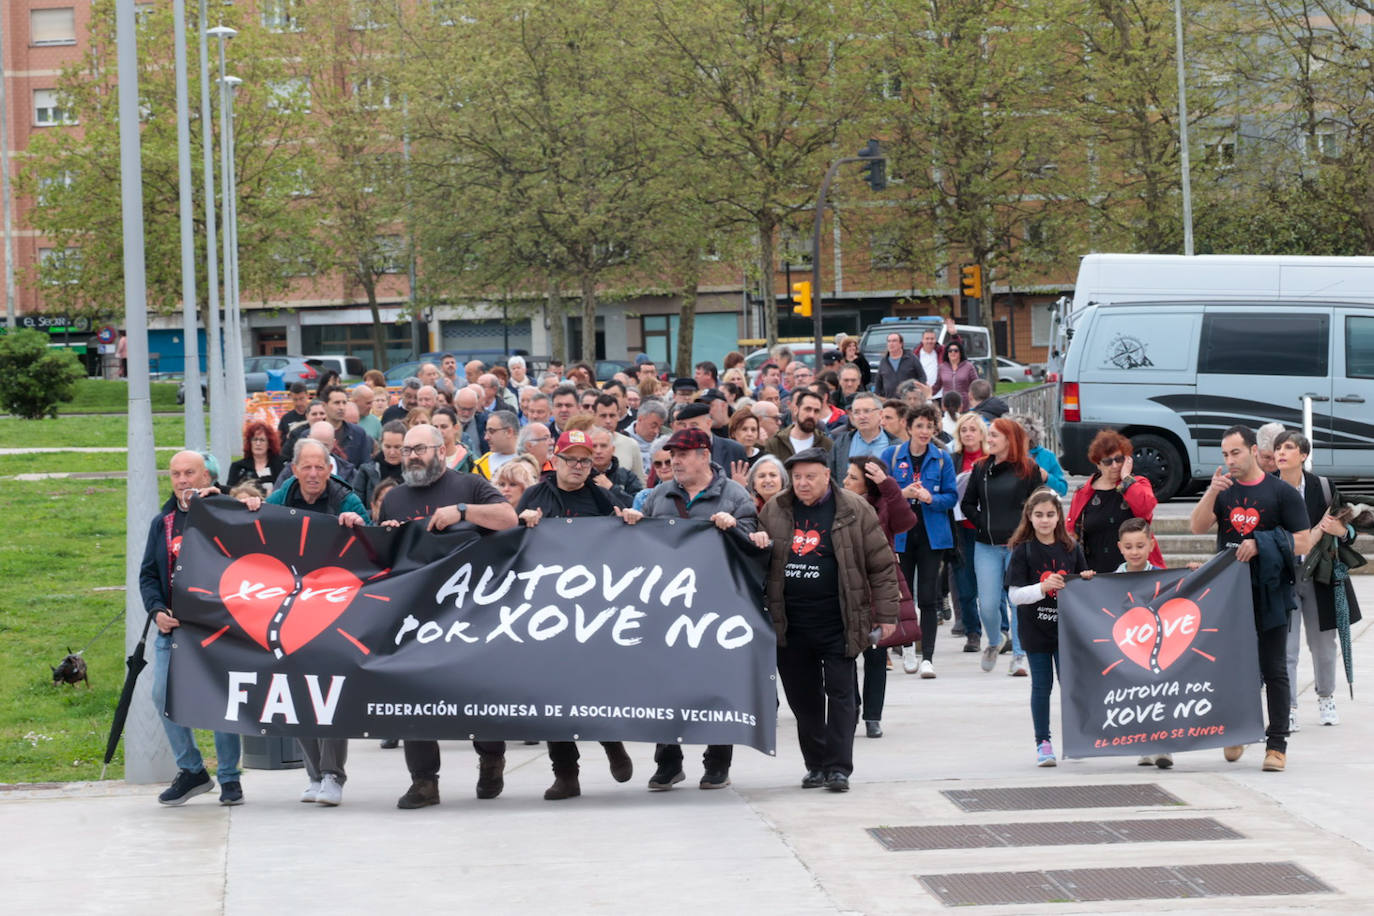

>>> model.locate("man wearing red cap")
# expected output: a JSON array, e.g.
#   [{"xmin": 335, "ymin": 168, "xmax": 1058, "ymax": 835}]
[
  {"xmin": 514, "ymin": 428, "xmax": 635, "ymax": 799},
  {"xmin": 619, "ymin": 427, "xmax": 760, "ymax": 791}
]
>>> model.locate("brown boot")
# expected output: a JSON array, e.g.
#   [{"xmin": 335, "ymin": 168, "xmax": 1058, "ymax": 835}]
[
  {"xmin": 476, "ymin": 756, "xmax": 505, "ymax": 799},
  {"xmin": 604, "ymin": 743, "xmax": 633, "ymax": 783},
  {"xmin": 396, "ymin": 778, "xmax": 439, "ymax": 809},
  {"xmin": 1222, "ymin": 745, "xmax": 1245, "ymax": 762},
  {"xmin": 544, "ymin": 772, "xmax": 581, "ymax": 800},
  {"xmin": 1262, "ymin": 749, "xmax": 1286, "ymax": 772}
]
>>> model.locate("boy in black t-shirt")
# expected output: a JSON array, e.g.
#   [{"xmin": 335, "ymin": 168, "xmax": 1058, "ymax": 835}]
[{"xmin": 1189, "ymin": 425, "xmax": 1312, "ymax": 773}]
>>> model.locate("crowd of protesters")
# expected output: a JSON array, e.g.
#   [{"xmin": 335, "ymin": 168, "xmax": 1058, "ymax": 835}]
[{"xmin": 142, "ymin": 335, "xmax": 1363, "ymax": 808}]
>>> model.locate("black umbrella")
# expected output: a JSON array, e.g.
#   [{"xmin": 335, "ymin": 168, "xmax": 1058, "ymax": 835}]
[{"xmin": 100, "ymin": 610, "xmax": 157, "ymax": 780}]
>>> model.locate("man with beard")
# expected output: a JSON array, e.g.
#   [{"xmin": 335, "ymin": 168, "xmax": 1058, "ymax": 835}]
[
  {"xmin": 351, "ymin": 420, "xmax": 406, "ymax": 510},
  {"xmin": 762, "ymin": 389, "xmax": 833, "ymax": 463},
  {"xmin": 323, "ymin": 385, "xmax": 374, "ymax": 470},
  {"xmin": 618, "ymin": 428, "xmax": 759, "ymax": 790},
  {"xmin": 380, "ymin": 424, "xmax": 518, "ymax": 809},
  {"xmin": 515, "ymin": 429, "xmax": 635, "ymax": 800}
]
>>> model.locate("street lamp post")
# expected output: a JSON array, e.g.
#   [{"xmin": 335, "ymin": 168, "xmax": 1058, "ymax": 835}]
[
  {"xmin": 199, "ymin": 6, "xmax": 228, "ymax": 474},
  {"xmin": 209, "ymin": 25, "xmax": 246, "ymax": 448},
  {"xmin": 1173, "ymin": 0, "xmax": 1194, "ymax": 255},
  {"xmin": 173, "ymin": 0, "xmax": 204, "ymax": 450}
]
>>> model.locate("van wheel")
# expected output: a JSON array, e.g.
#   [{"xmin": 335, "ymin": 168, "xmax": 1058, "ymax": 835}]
[{"xmin": 1132, "ymin": 434, "xmax": 1184, "ymax": 502}]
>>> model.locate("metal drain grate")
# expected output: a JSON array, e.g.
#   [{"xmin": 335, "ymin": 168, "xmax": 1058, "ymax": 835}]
[
  {"xmin": 870, "ymin": 817, "xmax": 1241, "ymax": 851},
  {"xmin": 919, "ymin": 861, "xmax": 1333, "ymax": 906},
  {"xmin": 941, "ymin": 783, "xmax": 1186, "ymax": 812}
]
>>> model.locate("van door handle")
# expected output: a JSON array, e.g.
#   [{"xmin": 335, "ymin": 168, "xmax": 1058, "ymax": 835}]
[
  {"xmin": 1335, "ymin": 395, "xmax": 1366, "ymax": 403},
  {"xmin": 1300, "ymin": 393, "xmax": 1330, "ymax": 402}
]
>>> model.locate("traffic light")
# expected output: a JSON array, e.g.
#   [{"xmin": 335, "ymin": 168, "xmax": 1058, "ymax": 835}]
[
  {"xmin": 791, "ymin": 280, "xmax": 813, "ymax": 317},
  {"xmin": 857, "ymin": 139, "xmax": 886, "ymax": 192},
  {"xmin": 960, "ymin": 264, "xmax": 982, "ymax": 299}
]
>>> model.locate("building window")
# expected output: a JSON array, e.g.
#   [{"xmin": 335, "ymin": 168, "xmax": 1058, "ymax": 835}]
[
  {"xmin": 372, "ymin": 236, "xmax": 406, "ymax": 274},
  {"xmin": 31, "ymin": 8, "xmax": 76, "ymax": 46},
  {"xmin": 34, "ymin": 89, "xmax": 74, "ymax": 126},
  {"xmin": 1305, "ymin": 128, "xmax": 1338, "ymax": 161},
  {"xmin": 1206, "ymin": 136, "xmax": 1236, "ymax": 168},
  {"xmin": 36, "ymin": 170, "xmax": 75, "ymax": 206},
  {"xmin": 261, "ymin": 0, "xmax": 303, "ymax": 33},
  {"xmin": 266, "ymin": 78, "xmax": 311, "ymax": 114},
  {"xmin": 38, "ymin": 247, "xmax": 81, "ymax": 284},
  {"xmin": 351, "ymin": 75, "xmax": 394, "ymax": 111},
  {"xmin": 779, "ymin": 226, "xmax": 813, "ymax": 269},
  {"xmin": 351, "ymin": 0, "xmax": 387, "ymax": 30}
]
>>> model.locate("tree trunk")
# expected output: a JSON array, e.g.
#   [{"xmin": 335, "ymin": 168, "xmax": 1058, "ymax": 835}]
[
  {"xmin": 759, "ymin": 219, "xmax": 778, "ymax": 351},
  {"xmin": 363, "ymin": 276, "xmax": 388, "ymax": 370},
  {"xmin": 547, "ymin": 277, "xmax": 565, "ymax": 364},
  {"xmin": 580, "ymin": 270, "xmax": 597, "ymax": 364},
  {"xmin": 674, "ymin": 247, "xmax": 700, "ymax": 378}
]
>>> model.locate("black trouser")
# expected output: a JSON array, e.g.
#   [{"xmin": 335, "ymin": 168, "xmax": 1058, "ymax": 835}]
[
  {"xmin": 654, "ymin": 742, "xmax": 733, "ymax": 772},
  {"xmin": 860, "ymin": 646, "xmax": 886, "ymax": 722},
  {"xmin": 900, "ymin": 521, "xmax": 944, "ymax": 660},
  {"xmin": 547, "ymin": 740, "xmax": 628, "ymax": 775},
  {"xmin": 776, "ymin": 624, "xmax": 857, "ymax": 776},
  {"xmin": 404, "ymin": 739, "xmax": 506, "ymax": 782},
  {"xmin": 1258, "ymin": 619, "xmax": 1291, "ymax": 753}
]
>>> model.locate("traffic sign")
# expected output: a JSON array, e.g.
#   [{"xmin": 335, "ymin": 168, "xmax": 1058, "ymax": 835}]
[{"xmin": 97, "ymin": 325, "xmax": 117, "ymax": 344}]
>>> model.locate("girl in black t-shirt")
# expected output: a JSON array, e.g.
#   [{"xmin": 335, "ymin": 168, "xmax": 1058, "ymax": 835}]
[{"xmin": 1007, "ymin": 488, "xmax": 1094, "ymax": 768}]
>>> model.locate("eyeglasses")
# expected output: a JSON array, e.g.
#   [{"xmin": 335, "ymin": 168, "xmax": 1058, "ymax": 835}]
[
  {"xmin": 1100, "ymin": 454, "xmax": 1127, "ymax": 466},
  {"xmin": 251, "ymin": 437, "xmax": 268, "ymax": 444},
  {"xmin": 849, "ymin": 407, "xmax": 878, "ymax": 416},
  {"xmin": 652, "ymin": 459, "xmax": 672, "ymax": 468},
  {"xmin": 400, "ymin": 445, "xmax": 435, "ymax": 457},
  {"xmin": 558, "ymin": 455, "xmax": 592, "ymax": 468}
]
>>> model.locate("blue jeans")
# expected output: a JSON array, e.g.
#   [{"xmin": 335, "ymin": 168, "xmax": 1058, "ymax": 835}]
[
  {"xmin": 1028, "ymin": 650, "xmax": 1059, "ymax": 743},
  {"xmin": 152, "ymin": 633, "xmax": 241, "ymax": 782},
  {"xmin": 953, "ymin": 527, "xmax": 981, "ymax": 637},
  {"xmin": 972, "ymin": 541, "xmax": 1020, "ymax": 654}
]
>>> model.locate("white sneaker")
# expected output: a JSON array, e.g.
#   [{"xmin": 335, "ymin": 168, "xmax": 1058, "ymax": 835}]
[
  {"xmin": 918, "ymin": 659, "xmax": 936, "ymax": 679},
  {"xmin": 300, "ymin": 780, "xmax": 321, "ymax": 803},
  {"xmin": 1009, "ymin": 654, "xmax": 1029, "ymax": 677},
  {"xmin": 1138, "ymin": 755, "xmax": 1156, "ymax": 767},
  {"xmin": 980, "ymin": 644, "xmax": 998, "ymax": 672},
  {"xmin": 1318, "ymin": 696, "xmax": 1340, "ymax": 726},
  {"xmin": 316, "ymin": 773, "xmax": 343, "ymax": 807},
  {"xmin": 1289, "ymin": 706, "xmax": 1301, "ymax": 733},
  {"xmin": 901, "ymin": 644, "xmax": 919, "ymax": 674}
]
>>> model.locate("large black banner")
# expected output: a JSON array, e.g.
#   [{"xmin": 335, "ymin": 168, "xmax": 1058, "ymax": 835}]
[
  {"xmin": 1059, "ymin": 551, "xmax": 1264, "ymax": 758},
  {"xmin": 166, "ymin": 499, "xmax": 777, "ymax": 753}
]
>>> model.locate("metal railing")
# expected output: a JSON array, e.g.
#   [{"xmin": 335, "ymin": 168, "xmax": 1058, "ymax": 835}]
[{"xmin": 1003, "ymin": 383, "xmax": 1061, "ymax": 456}]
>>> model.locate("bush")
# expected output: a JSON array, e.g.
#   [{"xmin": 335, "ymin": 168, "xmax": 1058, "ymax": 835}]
[{"xmin": 0, "ymin": 328, "xmax": 87, "ymax": 419}]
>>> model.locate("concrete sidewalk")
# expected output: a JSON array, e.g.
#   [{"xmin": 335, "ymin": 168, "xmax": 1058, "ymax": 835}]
[{"xmin": 4, "ymin": 582, "xmax": 1373, "ymax": 914}]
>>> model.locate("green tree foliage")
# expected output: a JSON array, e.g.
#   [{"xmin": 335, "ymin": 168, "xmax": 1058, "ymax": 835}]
[
  {"xmin": 0, "ymin": 329, "xmax": 86, "ymax": 419},
  {"xmin": 20, "ymin": 2, "xmax": 317, "ymax": 321}
]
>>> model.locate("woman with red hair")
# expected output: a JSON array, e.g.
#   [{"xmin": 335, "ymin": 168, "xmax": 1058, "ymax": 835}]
[
  {"xmin": 959, "ymin": 417, "xmax": 1047, "ymax": 676},
  {"xmin": 1066, "ymin": 429, "xmax": 1164, "ymax": 573},
  {"xmin": 228, "ymin": 421, "xmax": 285, "ymax": 496}
]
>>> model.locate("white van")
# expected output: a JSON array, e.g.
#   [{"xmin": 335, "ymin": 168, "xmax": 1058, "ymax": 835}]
[{"xmin": 1055, "ymin": 252, "xmax": 1374, "ymax": 502}]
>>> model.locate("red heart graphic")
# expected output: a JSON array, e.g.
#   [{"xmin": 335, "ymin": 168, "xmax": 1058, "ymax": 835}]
[
  {"xmin": 1230, "ymin": 506, "xmax": 1260, "ymax": 536},
  {"xmin": 1154, "ymin": 598, "xmax": 1201, "ymax": 670},
  {"xmin": 278, "ymin": 566, "xmax": 362, "ymax": 656},
  {"xmin": 792, "ymin": 529, "xmax": 821, "ymax": 556},
  {"xmin": 1112, "ymin": 599, "xmax": 1201, "ymax": 672},
  {"xmin": 1112, "ymin": 606, "xmax": 1156, "ymax": 671},
  {"xmin": 1038, "ymin": 568, "xmax": 1068, "ymax": 598},
  {"xmin": 219, "ymin": 553, "xmax": 295, "ymax": 651}
]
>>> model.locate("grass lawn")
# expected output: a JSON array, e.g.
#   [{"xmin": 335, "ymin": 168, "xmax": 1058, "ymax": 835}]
[
  {"xmin": 0, "ymin": 414, "xmax": 197, "ymax": 450},
  {"xmin": 0, "ymin": 452, "xmax": 173, "ymax": 477},
  {"xmin": 1, "ymin": 480, "xmax": 139, "ymax": 782},
  {"xmin": 57, "ymin": 379, "xmax": 182, "ymax": 414}
]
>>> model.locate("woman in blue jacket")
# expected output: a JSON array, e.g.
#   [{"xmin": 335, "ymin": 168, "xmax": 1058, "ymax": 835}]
[{"xmin": 881, "ymin": 403, "xmax": 959, "ymax": 677}]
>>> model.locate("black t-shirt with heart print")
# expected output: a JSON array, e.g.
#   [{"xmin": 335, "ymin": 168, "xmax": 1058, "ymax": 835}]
[
  {"xmin": 1212, "ymin": 472, "xmax": 1308, "ymax": 552},
  {"xmin": 1007, "ymin": 538, "xmax": 1088, "ymax": 654},
  {"xmin": 783, "ymin": 490, "xmax": 841, "ymax": 637}
]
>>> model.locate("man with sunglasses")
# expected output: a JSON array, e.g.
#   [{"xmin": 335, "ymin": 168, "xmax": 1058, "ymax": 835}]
[
  {"xmin": 378, "ymin": 424, "xmax": 518, "ymax": 810},
  {"xmin": 514, "ymin": 429, "xmax": 635, "ymax": 800}
]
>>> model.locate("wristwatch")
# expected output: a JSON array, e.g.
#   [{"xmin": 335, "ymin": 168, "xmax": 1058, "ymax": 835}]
[{"xmin": 457, "ymin": 503, "xmax": 468, "ymax": 522}]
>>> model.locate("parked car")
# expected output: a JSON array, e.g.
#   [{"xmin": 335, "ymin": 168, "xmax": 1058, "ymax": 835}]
[
  {"xmin": 995, "ymin": 356, "xmax": 1046, "ymax": 383},
  {"xmin": 177, "ymin": 355, "xmax": 324, "ymax": 404},
  {"xmin": 301, "ymin": 354, "xmax": 366, "ymax": 383}
]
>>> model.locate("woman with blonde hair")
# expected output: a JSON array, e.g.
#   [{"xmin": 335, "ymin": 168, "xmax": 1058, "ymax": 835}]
[{"xmin": 949, "ymin": 412, "xmax": 988, "ymax": 652}]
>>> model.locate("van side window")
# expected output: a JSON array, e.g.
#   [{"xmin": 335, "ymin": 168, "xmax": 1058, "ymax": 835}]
[
  {"xmin": 1348, "ymin": 316, "xmax": 1374, "ymax": 379},
  {"xmin": 1199, "ymin": 314, "xmax": 1328, "ymax": 376}
]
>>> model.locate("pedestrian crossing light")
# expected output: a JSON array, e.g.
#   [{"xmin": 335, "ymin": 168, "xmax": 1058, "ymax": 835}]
[
  {"xmin": 961, "ymin": 264, "xmax": 982, "ymax": 299},
  {"xmin": 791, "ymin": 280, "xmax": 813, "ymax": 317}
]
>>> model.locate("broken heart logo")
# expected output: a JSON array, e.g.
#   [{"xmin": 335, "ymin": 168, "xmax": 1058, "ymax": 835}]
[
  {"xmin": 791, "ymin": 527, "xmax": 822, "ymax": 556},
  {"xmin": 218, "ymin": 553, "xmax": 363, "ymax": 659},
  {"xmin": 1228, "ymin": 506, "xmax": 1260, "ymax": 537},
  {"xmin": 1112, "ymin": 598, "xmax": 1200, "ymax": 674}
]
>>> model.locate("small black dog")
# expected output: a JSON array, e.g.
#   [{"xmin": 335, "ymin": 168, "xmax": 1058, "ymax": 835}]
[{"xmin": 52, "ymin": 651, "xmax": 89, "ymax": 688}]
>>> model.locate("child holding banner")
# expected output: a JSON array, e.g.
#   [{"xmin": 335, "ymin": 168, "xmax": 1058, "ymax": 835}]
[{"xmin": 1006, "ymin": 489, "xmax": 1094, "ymax": 767}]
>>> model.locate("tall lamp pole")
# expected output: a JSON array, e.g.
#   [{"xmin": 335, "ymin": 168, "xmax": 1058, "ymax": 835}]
[
  {"xmin": 1173, "ymin": 0, "xmax": 1194, "ymax": 255},
  {"xmin": 209, "ymin": 25, "xmax": 245, "ymax": 451},
  {"xmin": 199, "ymin": 7, "xmax": 228, "ymax": 474},
  {"xmin": 0, "ymin": 9, "xmax": 16, "ymax": 330},
  {"xmin": 173, "ymin": 0, "xmax": 204, "ymax": 449}
]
